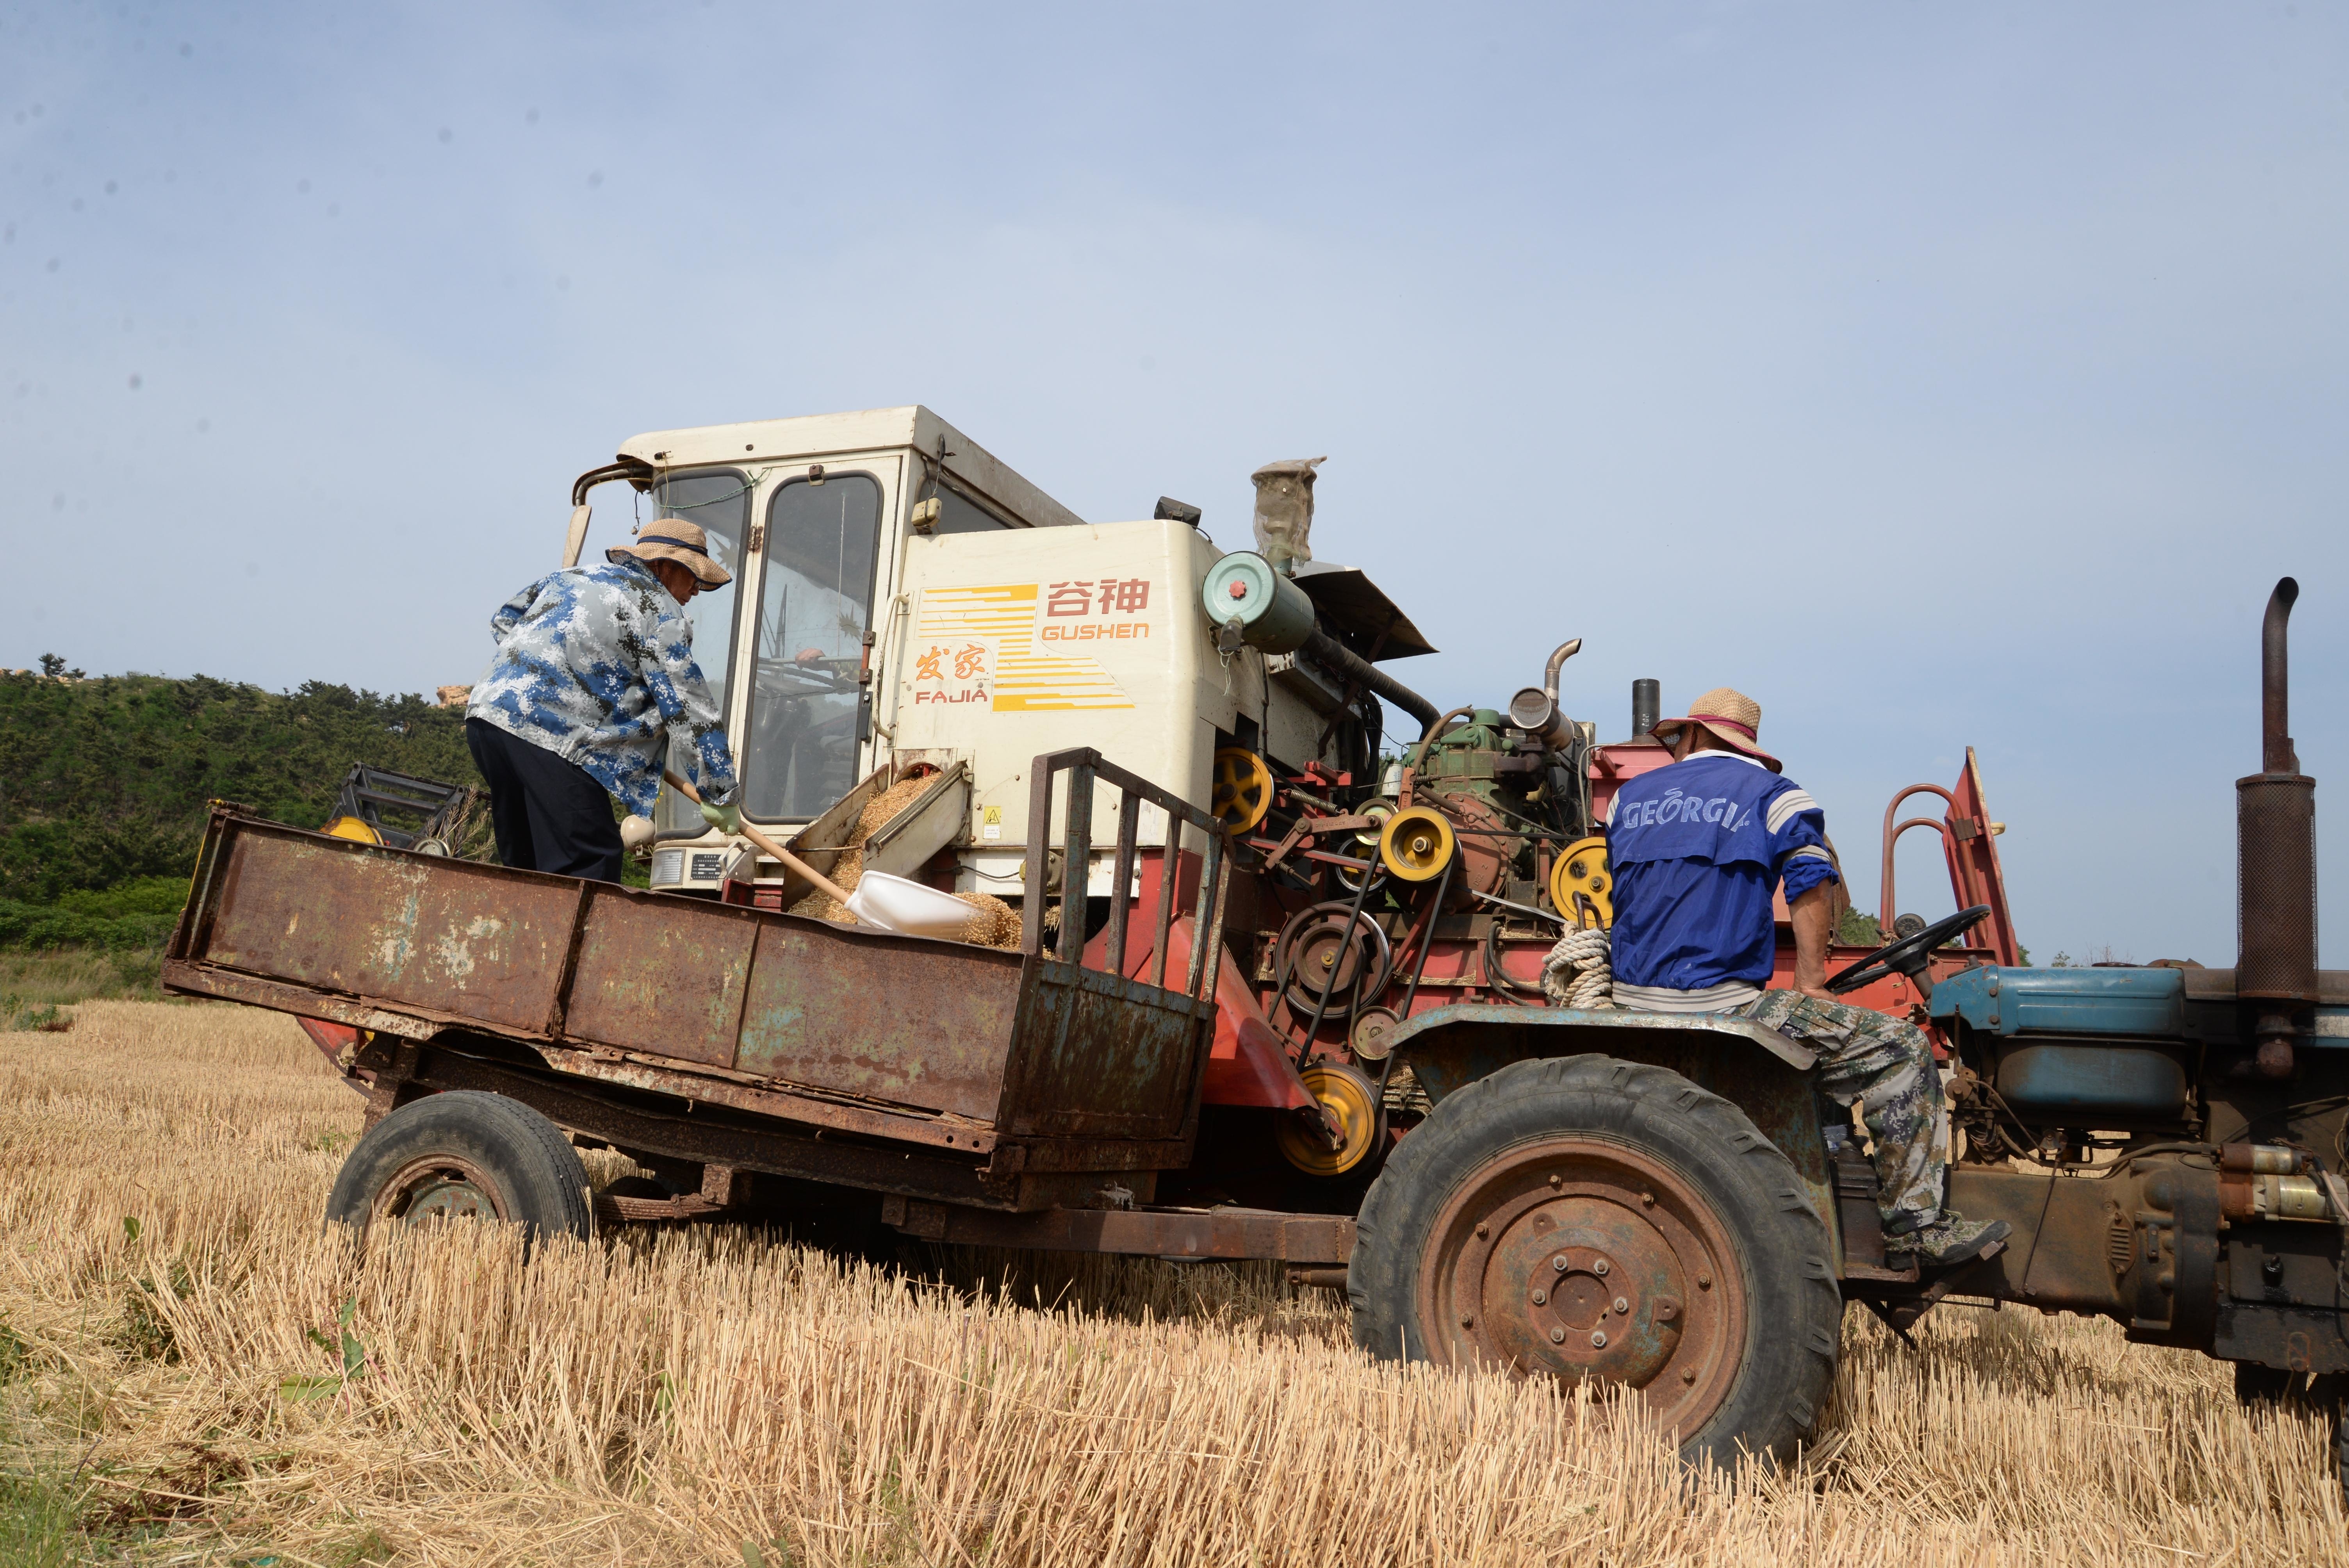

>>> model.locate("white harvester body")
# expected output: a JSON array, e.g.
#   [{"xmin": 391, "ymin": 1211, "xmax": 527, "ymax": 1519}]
[{"xmin": 570, "ymin": 406, "xmax": 1387, "ymax": 898}]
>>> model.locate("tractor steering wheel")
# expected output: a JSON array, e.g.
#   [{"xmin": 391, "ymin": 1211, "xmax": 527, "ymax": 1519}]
[{"xmin": 1824, "ymin": 905, "xmax": 1991, "ymax": 995}]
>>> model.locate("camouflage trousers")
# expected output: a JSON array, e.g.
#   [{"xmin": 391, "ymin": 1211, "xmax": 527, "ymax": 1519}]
[{"xmin": 1734, "ymin": 990, "xmax": 1945, "ymax": 1234}]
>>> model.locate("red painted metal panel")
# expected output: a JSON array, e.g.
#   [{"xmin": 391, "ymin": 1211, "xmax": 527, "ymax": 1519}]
[
  {"xmin": 1082, "ymin": 862, "xmax": 1314, "ymax": 1112},
  {"xmin": 1950, "ymin": 748, "xmax": 2023, "ymax": 967}
]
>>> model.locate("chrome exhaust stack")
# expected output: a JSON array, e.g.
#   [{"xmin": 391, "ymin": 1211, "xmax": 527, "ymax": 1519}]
[{"xmin": 1506, "ymin": 638, "xmax": 1584, "ymax": 746}]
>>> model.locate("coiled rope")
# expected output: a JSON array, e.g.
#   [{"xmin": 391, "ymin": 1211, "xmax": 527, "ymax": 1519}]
[{"xmin": 1542, "ymin": 925, "xmax": 1615, "ymax": 1009}]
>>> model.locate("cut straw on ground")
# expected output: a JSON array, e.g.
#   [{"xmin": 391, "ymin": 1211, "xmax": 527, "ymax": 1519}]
[{"xmin": 0, "ymin": 1001, "xmax": 2340, "ymax": 1564}]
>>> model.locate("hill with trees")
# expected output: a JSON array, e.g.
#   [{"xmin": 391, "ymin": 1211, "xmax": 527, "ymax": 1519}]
[{"xmin": 0, "ymin": 670, "xmax": 482, "ymax": 954}]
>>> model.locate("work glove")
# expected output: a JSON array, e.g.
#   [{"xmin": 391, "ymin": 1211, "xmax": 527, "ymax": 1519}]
[{"xmin": 699, "ymin": 800, "xmax": 742, "ymax": 836}]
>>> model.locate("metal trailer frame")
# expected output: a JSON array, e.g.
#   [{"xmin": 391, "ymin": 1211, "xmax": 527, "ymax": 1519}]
[{"xmin": 164, "ymin": 751, "xmax": 1367, "ymax": 1262}]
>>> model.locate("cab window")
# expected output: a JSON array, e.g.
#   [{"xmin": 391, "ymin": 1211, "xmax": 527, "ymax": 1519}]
[
  {"xmin": 744, "ymin": 473, "xmax": 884, "ymax": 820},
  {"xmin": 648, "ymin": 469, "xmax": 751, "ymax": 836},
  {"xmin": 934, "ymin": 483, "xmax": 1013, "ymax": 534}
]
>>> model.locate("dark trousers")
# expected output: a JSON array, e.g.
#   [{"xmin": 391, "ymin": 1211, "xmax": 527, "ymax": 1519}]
[{"xmin": 465, "ymin": 718, "xmax": 625, "ymax": 882}]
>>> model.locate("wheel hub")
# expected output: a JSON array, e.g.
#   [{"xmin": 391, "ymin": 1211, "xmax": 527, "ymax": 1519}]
[
  {"xmin": 372, "ymin": 1155, "xmax": 507, "ymax": 1228},
  {"xmin": 1419, "ymin": 1136, "xmax": 1743, "ymax": 1435},
  {"xmin": 1490, "ymin": 1223, "xmax": 1681, "ymax": 1388}
]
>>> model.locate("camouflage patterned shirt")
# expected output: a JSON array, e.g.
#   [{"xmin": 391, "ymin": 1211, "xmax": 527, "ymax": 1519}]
[{"xmin": 466, "ymin": 559, "xmax": 738, "ymax": 817}]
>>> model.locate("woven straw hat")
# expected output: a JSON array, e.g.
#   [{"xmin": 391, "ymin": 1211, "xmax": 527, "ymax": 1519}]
[
  {"xmin": 608, "ymin": 518, "xmax": 732, "ymax": 588},
  {"xmin": 1652, "ymin": 686, "xmax": 1781, "ymax": 772}
]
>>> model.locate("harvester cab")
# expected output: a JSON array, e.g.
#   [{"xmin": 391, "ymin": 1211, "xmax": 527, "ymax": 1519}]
[{"xmin": 565, "ymin": 406, "xmax": 1428, "ymax": 920}]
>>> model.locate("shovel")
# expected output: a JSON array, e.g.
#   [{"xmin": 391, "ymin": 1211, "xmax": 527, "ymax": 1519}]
[{"xmin": 660, "ymin": 769, "xmax": 861, "ymax": 922}]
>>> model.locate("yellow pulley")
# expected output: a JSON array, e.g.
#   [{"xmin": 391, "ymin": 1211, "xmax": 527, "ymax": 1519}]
[
  {"xmin": 1549, "ymin": 834, "xmax": 1613, "ymax": 928},
  {"xmin": 1210, "ymin": 748, "xmax": 1275, "ymax": 835},
  {"xmin": 322, "ymin": 816, "xmax": 383, "ymax": 846},
  {"xmin": 1379, "ymin": 805, "xmax": 1456, "ymax": 882},
  {"xmin": 1275, "ymin": 1061, "xmax": 1384, "ymax": 1178}
]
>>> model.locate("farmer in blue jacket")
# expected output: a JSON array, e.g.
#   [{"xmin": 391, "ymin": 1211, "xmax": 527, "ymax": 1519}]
[
  {"xmin": 464, "ymin": 520, "xmax": 742, "ymax": 882},
  {"xmin": 1604, "ymin": 687, "xmax": 2007, "ymax": 1270}
]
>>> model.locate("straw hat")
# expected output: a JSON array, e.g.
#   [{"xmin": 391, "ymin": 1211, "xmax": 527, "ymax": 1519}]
[
  {"xmin": 608, "ymin": 519, "xmax": 732, "ymax": 587},
  {"xmin": 1651, "ymin": 687, "xmax": 1781, "ymax": 772}
]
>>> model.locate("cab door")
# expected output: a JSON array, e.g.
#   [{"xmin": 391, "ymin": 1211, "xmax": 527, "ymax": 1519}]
[{"xmin": 736, "ymin": 455, "xmax": 903, "ymax": 825}]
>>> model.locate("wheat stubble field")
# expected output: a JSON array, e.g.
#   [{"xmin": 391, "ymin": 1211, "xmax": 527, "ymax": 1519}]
[{"xmin": 0, "ymin": 1003, "xmax": 2341, "ymax": 1566}]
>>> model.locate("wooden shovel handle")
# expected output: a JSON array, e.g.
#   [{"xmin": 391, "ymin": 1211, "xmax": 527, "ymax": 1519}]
[{"xmin": 661, "ymin": 770, "xmax": 859, "ymax": 914}]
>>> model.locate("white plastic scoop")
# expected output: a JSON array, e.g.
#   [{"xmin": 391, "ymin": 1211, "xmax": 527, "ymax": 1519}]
[{"xmin": 845, "ymin": 870, "xmax": 977, "ymax": 941}]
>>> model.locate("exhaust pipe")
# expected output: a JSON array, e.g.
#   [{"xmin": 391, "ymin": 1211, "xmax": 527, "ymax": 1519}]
[
  {"xmin": 1300, "ymin": 627, "xmax": 1440, "ymax": 734},
  {"xmin": 2238, "ymin": 577, "xmax": 2318, "ymax": 1078},
  {"xmin": 1631, "ymin": 679, "xmax": 1661, "ymax": 743},
  {"xmin": 1505, "ymin": 638, "xmax": 1584, "ymax": 746}
]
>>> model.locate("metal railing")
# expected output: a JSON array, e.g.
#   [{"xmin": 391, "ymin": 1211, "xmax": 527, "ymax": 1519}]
[{"xmin": 1020, "ymin": 748, "xmax": 1229, "ymax": 1007}]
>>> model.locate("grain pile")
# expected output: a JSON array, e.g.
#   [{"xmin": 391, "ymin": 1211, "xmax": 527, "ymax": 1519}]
[
  {"xmin": 0, "ymin": 1002, "xmax": 2343, "ymax": 1566},
  {"xmin": 788, "ymin": 773, "xmax": 1022, "ymax": 948}
]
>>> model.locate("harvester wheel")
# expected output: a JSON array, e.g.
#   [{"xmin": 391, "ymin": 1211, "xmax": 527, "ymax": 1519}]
[
  {"xmin": 1347, "ymin": 1054, "xmax": 1842, "ymax": 1468},
  {"xmin": 326, "ymin": 1090, "xmax": 594, "ymax": 1246}
]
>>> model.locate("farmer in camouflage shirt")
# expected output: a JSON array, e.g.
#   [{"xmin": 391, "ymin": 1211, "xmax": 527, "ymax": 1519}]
[
  {"xmin": 464, "ymin": 520, "xmax": 741, "ymax": 882},
  {"xmin": 1605, "ymin": 686, "xmax": 2009, "ymax": 1271}
]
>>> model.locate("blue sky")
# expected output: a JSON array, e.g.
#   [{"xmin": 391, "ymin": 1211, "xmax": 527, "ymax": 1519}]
[{"xmin": 4, "ymin": 3, "xmax": 2344, "ymax": 964}]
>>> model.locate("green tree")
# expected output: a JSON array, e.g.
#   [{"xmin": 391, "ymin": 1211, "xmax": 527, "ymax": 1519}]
[{"xmin": 0, "ymin": 672, "xmax": 482, "ymax": 903}]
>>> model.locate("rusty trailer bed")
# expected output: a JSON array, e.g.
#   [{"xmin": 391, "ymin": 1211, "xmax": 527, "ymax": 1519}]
[{"xmin": 163, "ymin": 751, "xmax": 1243, "ymax": 1221}]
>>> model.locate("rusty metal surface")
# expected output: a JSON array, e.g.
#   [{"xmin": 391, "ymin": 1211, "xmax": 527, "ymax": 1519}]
[
  {"xmin": 2183, "ymin": 969, "xmax": 2349, "ymax": 1006},
  {"xmin": 604, "ymin": 1191, "xmax": 725, "ymax": 1223},
  {"xmin": 172, "ymin": 794, "xmax": 1228, "ymax": 1195},
  {"xmin": 2215, "ymin": 1228, "xmax": 2349, "ymax": 1375},
  {"xmin": 1417, "ymin": 1130, "xmax": 1740, "ymax": 1433},
  {"xmin": 1911, "ymin": 1153, "xmax": 2349, "ymax": 1369},
  {"xmin": 998, "ymin": 956, "xmax": 1212, "ymax": 1143},
  {"xmin": 564, "ymin": 889, "xmax": 758, "ymax": 1067},
  {"xmin": 2262, "ymin": 577, "xmax": 2301, "ymax": 776},
  {"xmin": 536, "ymin": 1044, "xmax": 999, "ymax": 1156},
  {"xmin": 1925, "ymin": 1164, "xmax": 2187, "ymax": 1329},
  {"xmin": 196, "ymin": 820, "xmax": 585, "ymax": 1032},
  {"xmin": 735, "ymin": 916, "xmax": 1025, "ymax": 1121},
  {"xmin": 164, "ymin": 962, "xmax": 447, "ymax": 1039},
  {"xmin": 2239, "ymin": 577, "xmax": 2319, "ymax": 1016},
  {"xmin": 2238, "ymin": 774, "xmax": 2319, "ymax": 1005},
  {"xmin": 1021, "ymin": 747, "xmax": 1229, "ymax": 1003},
  {"xmin": 407, "ymin": 1044, "xmax": 1025, "ymax": 1207},
  {"xmin": 881, "ymin": 1195, "xmax": 1355, "ymax": 1263}
]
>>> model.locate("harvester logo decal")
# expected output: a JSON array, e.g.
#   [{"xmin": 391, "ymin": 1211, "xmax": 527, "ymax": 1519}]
[{"xmin": 913, "ymin": 582, "xmax": 1141, "ymax": 711}]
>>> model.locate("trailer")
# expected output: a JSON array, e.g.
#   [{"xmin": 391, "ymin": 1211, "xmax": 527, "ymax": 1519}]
[{"xmin": 167, "ymin": 408, "xmax": 2349, "ymax": 1484}]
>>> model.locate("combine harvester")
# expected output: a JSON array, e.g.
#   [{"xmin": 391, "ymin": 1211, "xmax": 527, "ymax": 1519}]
[{"xmin": 164, "ymin": 408, "xmax": 2346, "ymax": 1481}]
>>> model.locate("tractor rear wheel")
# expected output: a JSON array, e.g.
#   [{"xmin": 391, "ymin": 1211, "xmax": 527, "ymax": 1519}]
[
  {"xmin": 1347, "ymin": 1054, "xmax": 1842, "ymax": 1468},
  {"xmin": 326, "ymin": 1090, "xmax": 594, "ymax": 1245}
]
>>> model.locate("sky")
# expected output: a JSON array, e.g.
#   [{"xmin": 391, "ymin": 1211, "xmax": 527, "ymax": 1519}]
[{"xmin": 3, "ymin": 2, "xmax": 2345, "ymax": 965}]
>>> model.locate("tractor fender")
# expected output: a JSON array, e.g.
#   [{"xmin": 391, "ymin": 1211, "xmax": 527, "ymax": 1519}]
[{"xmin": 1388, "ymin": 1004, "xmax": 1835, "ymax": 1241}]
